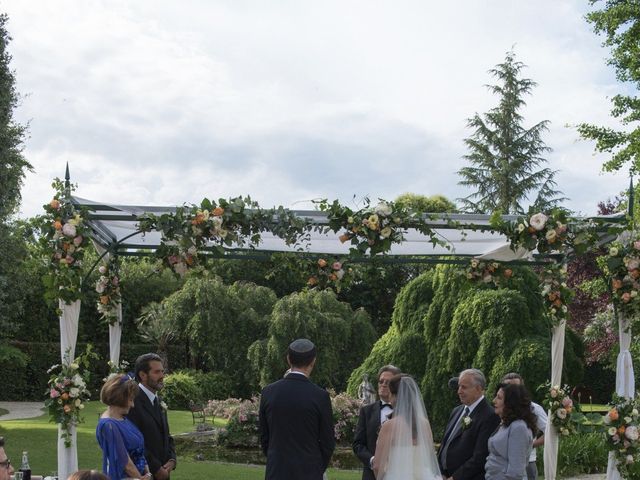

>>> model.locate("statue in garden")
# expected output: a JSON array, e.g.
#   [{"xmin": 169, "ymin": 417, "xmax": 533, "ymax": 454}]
[{"xmin": 357, "ymin": 373, "xmax": 377, "ymax": 405}]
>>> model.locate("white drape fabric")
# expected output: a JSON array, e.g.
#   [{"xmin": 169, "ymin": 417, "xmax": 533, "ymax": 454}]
[
  {"xmin": 58, "ymin": 299, "xmax": 81, "ymax": 480},
  {"xmin": 606, "ymin": 312, "xmax": 635, "ymax": 480},
  {"xmin": 477, "ymin": 245, "xmax": 531, "ymax": 261},
  {"xmin": 109, "ymin": 303, "xmax": 123, "ymax": 364},
  {"xmin": 543, "ymin": 319, "xmax": 566, "ymax": 480}
]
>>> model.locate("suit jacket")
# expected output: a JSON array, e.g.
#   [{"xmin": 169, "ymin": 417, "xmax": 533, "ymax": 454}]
[
  {"xmin": 352, "ymin": 401, "xmax": 382, "ymax": 480},
  {"xmin": 127, "ymin": 389, "xmax": 177, "ymax": 475},
  {"xmin": 437, "ymin": 398, "xmax": 500, "ymax": 480},
  {"xmin": 259, "ymin": 373, "xmax": 336, "ymax": 480}
]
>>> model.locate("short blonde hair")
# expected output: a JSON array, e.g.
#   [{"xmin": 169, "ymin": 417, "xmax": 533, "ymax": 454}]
[{"xmin": 100, "ymin": 374, "xmax": 139, "ymax": 408}]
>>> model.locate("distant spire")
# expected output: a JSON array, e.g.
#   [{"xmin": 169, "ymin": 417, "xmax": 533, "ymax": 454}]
[{"xmin": 64, "ymin": 162, "xmax": 71, "ymax": 200}]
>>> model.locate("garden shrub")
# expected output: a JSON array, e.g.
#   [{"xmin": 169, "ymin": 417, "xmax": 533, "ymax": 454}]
[
  {"xmin": 161, "ymin": 371, "xmax": 203, "ymax": 409},
  {"xmin": 221, "ymin": 396, "xmax": 260, "ymax": 448},
  {"xmin": 552, "ymin": 432, "xmax": 608, "ymax": 476},
  {"xmin": 193, "ymin": 370, "xmax": 233, "ymax": 401},
  {"xmin": 0, "ymin": 343, "xmax": 29, "ymax": 400}
]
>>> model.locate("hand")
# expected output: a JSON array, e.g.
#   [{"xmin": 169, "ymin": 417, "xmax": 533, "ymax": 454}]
[
  {"xmin": 163, "ymin": 459, "xmax": 176, "ymax": 471},
  {"xmin": 154, "ymin": 467, "xmax": 169, "ymax": 480}
]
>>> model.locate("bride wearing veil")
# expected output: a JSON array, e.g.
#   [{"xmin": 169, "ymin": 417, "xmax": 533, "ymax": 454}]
[{"xmin": 373, "ymin": 374, "xmax": 442, "ymax": 480}]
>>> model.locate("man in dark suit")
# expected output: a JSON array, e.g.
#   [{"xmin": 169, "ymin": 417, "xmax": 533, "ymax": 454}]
[
  {"xmin": 352, "ymin": 365, "xmax": 402, "ymax": 480},
  {"xmin": 127, "ymin": 353, "xmax": 177, "ymax": 480},
  {"xmin": 438, "ymin": 368, "xmax": 500, "ymax": 480},
  {"xmin": 259, "ymin": 339, "xmax": 335, "ymax": 480}
]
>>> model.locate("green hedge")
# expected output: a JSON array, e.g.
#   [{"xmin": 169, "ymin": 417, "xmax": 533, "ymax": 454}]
[{"xmin": 6, "ymin": 341, "xmax": 189, "ymax": 401}]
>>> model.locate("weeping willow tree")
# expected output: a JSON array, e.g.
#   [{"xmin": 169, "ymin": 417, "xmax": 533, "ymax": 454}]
[{"xmin": 347, "ymin": 264, "xmax": 584, "ymax": 437}]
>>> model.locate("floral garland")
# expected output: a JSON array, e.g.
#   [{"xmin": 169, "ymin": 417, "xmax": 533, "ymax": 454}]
[
  {"xmin": 605, "ymin": 234, "xmax": 640, "ymax": 318},
  {"xmin": 95, "ymin": 257, "xmax": 121, "ymax": 325},
  {"xmin": 463, "ymin": 258, "xmax": 514, "ymax": 287},
  {"xmin": 138, "ymin": 197, "xmax": 310, "ymax": 276},
  {"xmin": 307, "ymin": 258, "xmax": 348, "ymax": 291},
  {"xmin": 44, "ymin": 346, "xmax": 97, "ymax": 447},
  {"xmin": 39, "ymin": 179, "xmax": 90, "ymax": 304},
  {"xmin": 539, "ymin": 263, "xmax": 573, "ymax": 326},
  {"xmin": 316, "ymin": 198, "xmax": 446, "ymax": 256},
  {"xmin": 604, "ymin": 395, "xmax": 640, "ymax": 478},
  {"xmin": 542, "ymin": 383, "xmax": 576, "ymax": 436},
  {"xmin": 493, "ymin": 208, "xmax": 570, "ymax": 254}
]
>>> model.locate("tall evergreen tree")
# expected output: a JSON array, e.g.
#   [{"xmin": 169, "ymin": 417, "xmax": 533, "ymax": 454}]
[
  {"xmin": 457, "ymin": 51, "xmax": 564, "ymax": 214},
  {"xmin": 0, "ymin": 13, "xmax": 30, "ymax": 221}
]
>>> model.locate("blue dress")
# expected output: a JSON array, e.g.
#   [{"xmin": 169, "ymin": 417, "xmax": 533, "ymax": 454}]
[{"xmin": 96, "ymin": 417, "xmax": 148, "ymax": 480}]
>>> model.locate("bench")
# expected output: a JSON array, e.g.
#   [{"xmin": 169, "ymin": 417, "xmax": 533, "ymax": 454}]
[{"xmin": 189, "ymin": 400, "xmax": 206, "ymax": 424}]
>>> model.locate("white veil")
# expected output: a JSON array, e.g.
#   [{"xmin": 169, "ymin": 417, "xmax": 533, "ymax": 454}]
[{"xmin": 381, "ymin": 376, "xmax": 441, "ymax": 480}]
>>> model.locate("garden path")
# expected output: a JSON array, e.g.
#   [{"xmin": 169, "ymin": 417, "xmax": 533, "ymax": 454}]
[{"xmin": 0, "ymin": 401, "xmax": 45, "ymax": 420}]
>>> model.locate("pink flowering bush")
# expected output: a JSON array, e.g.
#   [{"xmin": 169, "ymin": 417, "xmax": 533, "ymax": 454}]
[
  {"xmin": 223, "ymin": 396, "xmax": 261, "ymax": 448},
  {"xmin": 205, "ymin": 398, "xmax": 243, "ymax": 419},
  {"xmin": 331, "ymin": 391, "xmax": 362, "ymax": 445}
]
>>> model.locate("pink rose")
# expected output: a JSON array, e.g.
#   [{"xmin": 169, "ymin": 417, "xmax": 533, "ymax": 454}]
[
  {"xmin": 50, "ymin": 389, "xmax": 60, "ymax": 398},
  {"xmin": 73, "ymin": 235, "xmax": 83, "ymax": 247},
  {"xmin": 332, "ymin": 262, "xmax": 342, "ymax": 270},
  {"xmin": 168, "ymin": 255, "xmax": 179, "ymax": 265},
  {"xmin": 65, "ymin": 255, "xmax": 75, "ymax": 265},
  {"xmin": 62, "ymin": 223, "xmax": 76, "ymax": 237},
  {"xmin": 634, "ymin": 241, "xmax": 640, "ymax": 250},
  {"xmin": 112, "ymin": 276, "xmax": 119, "ymax": 286},
  {"xmin": 622, "ymin": 292, "xmax": 632, "ymax": 303},
  {"xmin": 562, "ymin": 397, "xmax": 573, "ymax": 408},
  {"xmin": 629, "ymin": 259, "xmax": 640, "ymax": 271}
]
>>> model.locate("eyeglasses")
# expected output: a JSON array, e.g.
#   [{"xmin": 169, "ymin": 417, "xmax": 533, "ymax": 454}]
[
  {"xmin": 0, "ymin": 458, "xmax": 10, "ymax": 469},
  {"xmin": 378, "ymin": 380, "xmax": 390, "ymax": 386}
]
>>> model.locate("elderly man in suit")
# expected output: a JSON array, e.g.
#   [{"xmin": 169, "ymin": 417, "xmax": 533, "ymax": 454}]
[
  {"xmin": 438, "ymin": 368, "xmax": 500, "ymax": 480},
  {"xmin": 127, "ymin": 353, "xmax": 177, "ymax": 480},
  {"xmin": 0, "ymin": 437, "xmax": 14, "ymax": 480},
  {"xmin": 352, "ymin": 364, "xmax": 402, "ymax": 480},
  {"xmin": 259, "ymin": 339, "xmax": 335, "ymax": 480}
]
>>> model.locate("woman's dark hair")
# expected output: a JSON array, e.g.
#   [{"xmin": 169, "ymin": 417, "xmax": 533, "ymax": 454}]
[
  {"xmin": 67, "ymin": 470, "xmax": 109, "ymax": 480},
  {"xmin": 100, "ymin": 374, "xmax": 139, "ymax": 408},
  {"xmin": 497, "ymin": 383, "xmax": 537, "ymax": 434}
]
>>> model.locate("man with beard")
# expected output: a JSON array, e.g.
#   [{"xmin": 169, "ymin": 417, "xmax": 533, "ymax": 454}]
[{"xmin": 127, "ymin": 353, "xmax": 177, "ymax": 480}]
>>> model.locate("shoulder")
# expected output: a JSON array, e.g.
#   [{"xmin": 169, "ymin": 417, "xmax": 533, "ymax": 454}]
[{"xmin": 509, "ymin": 419, "xmax": 530, "ymax": 434}]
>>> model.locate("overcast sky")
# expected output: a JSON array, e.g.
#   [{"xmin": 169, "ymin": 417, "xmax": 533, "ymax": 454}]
[{"xmin": 3, "ymin": 0, "xmax": 631, "ymax": 218}]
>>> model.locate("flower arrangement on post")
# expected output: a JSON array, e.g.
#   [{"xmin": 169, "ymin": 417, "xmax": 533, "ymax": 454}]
[
  {"xmin": 39, "ymin": 178, "xmax": 90, "ymax": 305},
  {"xmin": 541, "ymin": 383, "xmax": 576, "ymax": 437},
  {"xmin": 95, "ymin": 257, "xmax": 122, "ymax": 325},
  {"xmin": 605, "ymin": 234, "xmax": 640, "ymax": 318},
  {"xmin": 44, "ymin": 345, "xmax": 98, "ymax": 447},
  {"xmin": 307, "ymin": 258, "xmax": 348, "ymax": 291},
  {"xmin": 316, "ymin": 198, "xmax": 445, "ymax": 256},
  {"xmin": 463, "ymin": 258, "xmax": 514, "ymax": 287},
  {"xmin": 330, "ymin": 391, "xmax": 362, "ymax": 445},
  {"xmin": 603, "ymin": 394, "xmax": 640, "ymax": 478},
  {"xmin": 539, "ymin": 263, "xmax": 573, "ymax": 326}
]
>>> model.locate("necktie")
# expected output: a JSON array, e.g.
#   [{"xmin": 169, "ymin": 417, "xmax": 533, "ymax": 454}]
[
  {"xmin": 381, "ymin": 403, "xmax": 392, "ymax": 409},
  {"xmin": 440, "ymin": 406, "xmax": 470, "ymax": 470},
  {"xmin": 153, "ymin": 397, "xmax": 160, "ymax": 409}
]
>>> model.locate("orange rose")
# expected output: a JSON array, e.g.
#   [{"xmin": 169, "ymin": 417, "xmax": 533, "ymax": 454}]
[
  {"xmin": 212, "ymin": 207, "xmax": 224, "ymax": 216},
  {"xmin": 61, "ymin": 392, "xmax": 69, "ymax": 401},
  {"xmin": 329, "ymin": 273, "xmax": 337, "ymax": 281},
  {"xmin": 528, "ymin": 226, "xmax": 536, "ymax": 233},
  {"xmin": 100, "ymin": 295, "xmax": 110, "ymax": 305},
  {"xmin": 185, "ymin": 255, "xmax": 194, "ymax": 266},
  {"xmin": 318, "ymin": 259, "xmax": 327, "ymax": 268},
  {"xmin": 53, "ymin": 220, "xmax": 63, "ymax": 230},
  {"xmin": 503, "ymin": 269, "xmax": 513, "ymax": 278},
  {"xmin": 50, "ymin": 199, "xmax": 60, "ymax": 209},
  {"xmin": 307, "ymin": 276, "xmax": 318, "ymax": 286},
  {"xmin": 63, "ymin": 405, "xmax": 71, "ymax": 413},
  {"xmin": 609, "ymin": 408, "xmax": 619, "ymax": 421},
  {"xmin": 553, "ymin": 299, "xmax": 562, "ymax": 307},
  {"xmin": 619, "ymin": 425, "xmax": 626, "ymax": 435},
  {"xmin": 632, "ymin": 270, "xmax": 640, "ymax": 279},
  {"xmin": 339, "ymin": 234, "xmax": 351, "ymax": 244},
  {"xmin": 566, "ymin": 406, "xmax": 573, "ymax": 413},
  {"xmin": 613, "ymin": 279, "xmax": 623, "ymax": 290},
  {"xmin": 548, "ymin": 292, "xmax": 557, "ymax": 302}
]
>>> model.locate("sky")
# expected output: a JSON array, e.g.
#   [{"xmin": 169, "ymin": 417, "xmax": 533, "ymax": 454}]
[{"xmin": 3, "ymin": 0, "xmax": 631, "ymax": 218}]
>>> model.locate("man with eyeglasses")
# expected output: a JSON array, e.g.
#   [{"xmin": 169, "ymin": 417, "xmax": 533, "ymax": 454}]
[
  {"xmin": 0, "ymin": 437, "xmax": 14, "ymax": 480},
  {"xmin": 353, "ymin": 365, "xmax": 401, "ymax": 480}
]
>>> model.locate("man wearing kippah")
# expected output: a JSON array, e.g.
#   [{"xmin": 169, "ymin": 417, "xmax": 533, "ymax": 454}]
[{"xmin": 259, "ymin": 339, "xmax": 336, "ymax": 480}]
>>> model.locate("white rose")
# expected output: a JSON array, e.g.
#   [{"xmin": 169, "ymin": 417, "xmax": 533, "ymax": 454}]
[
  {"xmin": 604, "ymin": 414, "xmax": 612, "ymax": 424},
  {"xmin": 69, "ymin": 387, "xmax": 80, "ymax": 398},
  {"xmin": 610, "ymin": 247, "xmax": 619, "ymax": 257},
  {"xmin": 556, "ymin": 408, "xmax": 567, "ymax": 419},
  {"xmin": 174, "ymin": 262, "xmax": 188, "ymax": 276},
  {"xmin": 95, "ymin": 283, "xmax": 105, "ymax": 294},
  {"xmin": 187, "ymin": 245, "xmax": 197, "ymax": 256},
  {"xmin": 70, "ymin": 363, "xmax": 79, "ymax": 370},
  {"xmin": 99, "ymin": 265, "xmax": 107, "ymax": 274},
  {"xmin": 609, "ymin": 427, "xmax": 618, "ymax": 436},
  {"xmin": 62, "ymin": 223, "xmax": 77, "ymax": 237},
  {"xmin": 625, "ymin": 425, "xmax": 639, "ymax": 441},
  {"xmin": 375, "ymin": 202, "xmax": 393, "ymax": 217},
  {"xmin": 529, "ymin": 213, "xmax": 548, "ymax": 231},
  {"xmin": 74, "ymin": 399, "xmax": 81, "ymax": 407},
  {"xmin": 545, "ymin": 230, "xmax": 557, "ymax": 242},
  {"xmin": 633, "ymin": 409, "xmax": 639, "ymax": 417},
  {"xmin": 561, "ymin": 428, "xmax": 570, "ymax": 436},
  {"xmin": 335, "ymin": 269, "xmax": 345, "ymax": 280},
  {"xmin": 625, "ymin": 416, "xmax": 633, "ymax": 424},
  {"xmin": 380, "ymin": 226, "xmax": 392, "ymax": 239},
  {"xmin": 211, "ymin": 216, "xmax": 223, "ymax": 228},
  {"xmin": 627, "ymin": 454, "xmax": 635, "ymax": 464},
  {"xmin": 517, "ymin": 223, "xmax": 525, "ymax": 233}
]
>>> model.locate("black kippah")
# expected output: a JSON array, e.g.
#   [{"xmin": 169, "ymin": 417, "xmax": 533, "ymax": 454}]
[{"xmin": 288, "ymin": 338, "xmax": 316, "ymax": 364}]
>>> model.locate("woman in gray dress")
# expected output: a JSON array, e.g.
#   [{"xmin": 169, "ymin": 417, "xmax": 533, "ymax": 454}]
[{"xmin": 485, "ymin": 383, "xmax": 538, "ymax": 480}]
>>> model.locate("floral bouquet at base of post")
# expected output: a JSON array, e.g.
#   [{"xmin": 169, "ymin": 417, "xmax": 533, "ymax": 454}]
[
  {"xmin": 44, "ymin": 346, "xmax": 97, "ymax": 447},
  {"xmin": 603, "ymin": 394, "xmax": 640, "ymax": 478},
  {"xmin": 330, "ymin": 391, "xmax": 362, "ymax": 446},
  {"xmin": 541, "ymin": 383, "xmax": 576, "ymax": 437}
]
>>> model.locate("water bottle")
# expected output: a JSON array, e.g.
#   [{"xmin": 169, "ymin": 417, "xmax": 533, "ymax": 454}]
[{"xmin": 19, "ymin": 450, "xmax": 31, "ymax": 480}]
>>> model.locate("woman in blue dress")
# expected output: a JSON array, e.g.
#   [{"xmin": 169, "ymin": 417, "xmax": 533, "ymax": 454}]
[{"xmin": 96, "ymin": 374, "xmax": 152, "ymax": 480}]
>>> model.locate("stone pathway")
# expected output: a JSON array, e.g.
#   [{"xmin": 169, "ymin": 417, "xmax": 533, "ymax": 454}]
[{"xmin": 0, "ymin": 401, "xmax": 45, "ymax": 420}]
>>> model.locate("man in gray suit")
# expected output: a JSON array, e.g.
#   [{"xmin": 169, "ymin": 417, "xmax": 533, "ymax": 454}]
[{"xmin": 352, "ymin": 365, "xmax": 402, "ymax": 480}]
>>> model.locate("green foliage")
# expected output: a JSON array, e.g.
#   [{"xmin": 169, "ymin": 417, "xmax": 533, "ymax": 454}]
[
  {"xmin": 457, "ymin": 50, "xmax": 564, "ymax": 214},
  {"xmin": 394, "ymin": 193, "xmax": 457, "ymax": 213},
  {"xmin": 0, "ymin": 343, "xmax": 28, "ymax": 400},
  {"xmin": 579, "ymin": 1, "xmax": 640, "ymax": 173},
  {"xmin": 192, "ymin": 371, "xmax": 233, "ymax": 401},
  {"xmin": 135, "ymin": 301, "xmax": 177, "ymax": 368},
  {"xmin": 553, "ymin": 432, "xmax": 609, "ymax": 476},
  {"xmin": 350, "ymin": 264, "xmax": 585, "ymax": 438},
  {"xmin": 162, "ymin": 371, "xmax": 203, "ymax": 409},
  {"xmin": 164, "ymin": 276, "xmax": 277, "ymax": 397},
  {"xmin": 252, "ymin": 289, "xmax": 376, "ymax": 392}
]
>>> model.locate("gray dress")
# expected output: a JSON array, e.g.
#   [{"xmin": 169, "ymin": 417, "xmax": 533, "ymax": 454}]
[{"xmin": 484, "ymin": 420, "xmax": 532, "ymax": 480}]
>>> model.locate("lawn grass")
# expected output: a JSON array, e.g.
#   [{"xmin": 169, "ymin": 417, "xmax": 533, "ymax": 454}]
[{"xmin": 0, "ymin": 401, "xmax": 360, "ymax": 480}]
